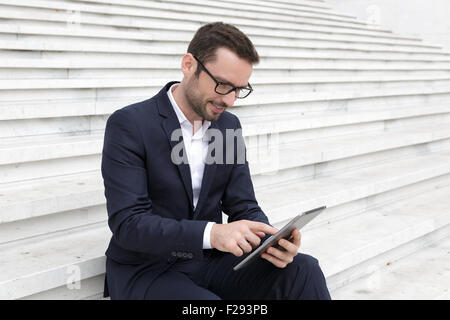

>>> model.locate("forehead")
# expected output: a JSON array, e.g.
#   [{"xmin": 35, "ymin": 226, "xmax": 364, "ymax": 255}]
[{"xmin": 204, "ymin": 47, "xmax": 253, "ymax": 87}]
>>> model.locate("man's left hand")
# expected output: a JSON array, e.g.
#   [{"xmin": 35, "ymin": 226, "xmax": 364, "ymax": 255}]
[{"xmin": 261, "ymin": 228, "xmax": 301, "ymax": 268}]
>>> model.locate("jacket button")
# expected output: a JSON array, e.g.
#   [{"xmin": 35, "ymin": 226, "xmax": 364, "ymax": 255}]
[
  {"xmin": 187, "ymin": 253, "xmax": 194, "ymax": 259},
  {"xmin": 176, "ymin": 252, "xmax": 184, "ymax": 258},
  {"xmin": 171, "ymin": 251, "xmax": 177, "ymax": 257}
]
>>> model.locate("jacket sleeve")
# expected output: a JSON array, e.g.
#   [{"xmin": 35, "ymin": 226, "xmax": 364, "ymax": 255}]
[
  {"xmin": 101, "ymin": 108, "xmax": 208, "ymax": 259},
  {"xmin": 220, "ymin": 116, "xmax": 271, "ymax": 227}
]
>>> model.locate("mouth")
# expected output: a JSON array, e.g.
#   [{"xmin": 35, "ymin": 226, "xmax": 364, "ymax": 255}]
[{"xmin": 209, "ymin": 101, "xmax": 226, "ymax": 114}]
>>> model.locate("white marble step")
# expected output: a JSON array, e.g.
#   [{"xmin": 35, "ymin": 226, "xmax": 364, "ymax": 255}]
[
  {"xmin": 0, "ymin": 0, "xmax": 387, "ymax": 32},
  {"xmin": 2, "ymin": 164, "xmax": 449, "ymax": 299},
  {"xmin": 3, "ymin": 119, "xmax": 448, "ymax": 183},
  {"xmin": 0, "ymin": 132, "xmax": 104, "ymax": 166},
  {"xmin": 22, "ymin": 274, "xmax": 106, "ymax": 300},
  {"xmin": 249, "ymin": 122, "xmax": 450, "ymax": 174},
  {"xmin": 0, "ymin": 1, "xmax": 411, "ymax": 38},
  {"xmin": 0, "ymin": 24, "xmax": 438, "ymax": 60},
  {"xmin": 257, "ymin": 151, "xmax": 450, "ymax": 225},
  {"xmin": 1, "ymin": 85, "xmax": 450, "ymax": 124},
  {"xmin": 0, "ymin": 25, "xmax": 441, "ymax": 53},
  {"xmin": 175, "ymin": 0, "xmax": 339, "ymax": 17},
  {"xmin": 0, "ymin": 8, "xmax": 422, "ymax": 50},
  {"xmin": 65, "ymin": 0, "xmax": 421, "ymax": 46},
  {"xmin": 0, "ymin": 6, "xmax": 424, "ymax": 45},
  {"xmin": 71, "ymin": 0, "xmax": 348, "ymax": 20},
  {"xmin": 274, "ymin": 0, "xmax": 328, "ymax": 7},
  {"xmin": 0, "ymin": 202, "xmax": 106, "ymax": 247},
  {"xmin": 1, "ymin": 110, "xmax": 449, "ymax": 169},
  {"xmin": 303, "ymin": 182, "xmax": 450, "ymax": 292},
  {"xmin": 2, "ymin": 70, "xmax": 450, "ymax": 92},
  {"xmin": 194, "ymin": 0, "xmax": 333, "ymax": 12},
  {"xmin": 3, "ymin": 74, "xmax": 450, "ymax": 91},
  {"xmin": 0, "ymin": 171, "xmax": 104, "ymax": 225},
  {"xmin": 330, "ymin": 235, "xmax": 450, "ymax": 299},
  {"xmin": 2, "ymin": 91, "xmax": 449, "ymax": 138},
  {"xmin": 240, "ymin": 87, "xmax": 450, "ymax": 109},
  {"xmin": 2, "ymin": 129, "xmax": 450, "ymax": 225},
  {"xmin": 17, "ymin": 174, "xmax": 450, "ymax": 300},
  {"xmin": 1, "ymin": 38, "xmax": 443, "ymax": 62},
  {"xmin": 241, "ymin": 103, "xmax": 450, "ymax": 136},
  {"xmin": 3, "ymin": 49, "xmax": 450, "ymax": 70},
  {"xmin": 0, "ymin": 222, "xmax": 110, "ymax": 300},
  {"xmin": 0, "ymin": 7, "xmax": 401, "ymax": 43}
]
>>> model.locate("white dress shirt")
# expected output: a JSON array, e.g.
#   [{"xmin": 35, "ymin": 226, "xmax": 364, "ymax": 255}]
[{"xmin": 167, "ymin": 83, "xmax": 215, "ymax": 249}]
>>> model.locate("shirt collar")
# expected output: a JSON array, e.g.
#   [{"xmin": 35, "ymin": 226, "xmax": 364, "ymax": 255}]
[{"xmin": 167, "ymin": 83, "xmax": 189, "ymax": 125}]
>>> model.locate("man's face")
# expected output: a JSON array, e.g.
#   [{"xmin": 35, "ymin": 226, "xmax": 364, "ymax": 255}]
[{"xmin": 184, "ymin": 47, "xmax": 253, "ymax": 122}]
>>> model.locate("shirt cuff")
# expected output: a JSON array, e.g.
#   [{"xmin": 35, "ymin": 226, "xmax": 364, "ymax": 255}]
[{"xmin": 202, "ymin": 222, "xmax": 215, "ymax": 249}]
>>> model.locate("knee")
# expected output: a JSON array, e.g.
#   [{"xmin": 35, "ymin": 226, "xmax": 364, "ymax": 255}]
[
  {"xmin": 290, "ymin": 254, "xmax": 330, "ymax": 300},
  {"xmin": 293, "ymin": 253, "xmax": 320, "ymax": 274},
  {"xmin": 291, "ymin": 253, "xmax": 328, "ymax": 287}
]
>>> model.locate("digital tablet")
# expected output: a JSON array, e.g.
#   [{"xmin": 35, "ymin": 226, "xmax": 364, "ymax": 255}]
[{"xmin": 233, "ymin": 206, "xmax": 326, "ymax": 271}]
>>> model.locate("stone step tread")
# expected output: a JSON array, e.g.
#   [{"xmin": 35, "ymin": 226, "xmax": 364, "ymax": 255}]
[
  {"xmin": 0, "ymin": 5, "xmax": 397, "ymax": 40},
  {"xmin": 0, "ymin": 171, "xmax": 104, "ymax": 224},
  {"xmin": 275, "ymin": 0, "xmax": 328, "ymax": 7},
  {"xmin": 18, "ymin": 0, "xmax": 352, "ymax": 23},
  {"xmin": 301, "ymin": 182, "xmax": 450, "ymax": 279},
  {"xmin": 330, "ymin": 235, "xmax": 450, "ymax": 299},
  {"xmin": 2, "ymin": 144, "xmax": 450, "ymax": 225},
  {"xmin": 79, "ymin": 0, "xmax": 335, "ymax": 13},
  {"xmin": 0, "ymin": 32, "xmax": 442, "ymax": 52},
  {"xmin": 242, "ymin": 103, "xmax": 450, "ymax": 129},
  {"xmin": 0, "ymin": 6, "xmax": 414, "ymax": 42},
  {"xmin": 2, "ymin": 173, "xmax": 449, "ymax": 299},
  {"xmin": 0, "ymin": 223, "xmax": 110, "ymax": 299},
  {"xmin": 0, "ymin": 0, "xmax": 389, "ymax": 31},
  {"xmin": 1, "ymin": 117, "xmax": 449, "ymax": 166},
  {"xmin": 3, "ymin": 56, "xmax": 450, "ymax": 70},
  {"xmin": 2, "ymin": 87, "xmax": 450, "ymax": 121},
  {"xmin": 0, "ymin": 21, "xmax": 428, "ymax": 47},
  {"xmin": 0, "ymin": 133, "xmax": 103, "ymax": 165},
  {"xmin": 194, "ymin": 0, "xmax": 334, "ymax": 12},
  {"xmin": 1, "ymin": 38, "xmax": 446, "ymax": 56},
  {"xmin": 243, "ymin": 87, "xmax": 450, "ymax": 106},
  {"xmin": 3, "ymin": 75, "xmax": 450, "ymax": 90},
  {"xmin": 3, "ymin": 0, "xmax": 337, "ymax": 23},
  {"xmin": 257, "ymin": 151, "xmax": 450, "ymax": 223},
  {"xmin": 248, "ymin": 123, "xmax": 450, "ymax": 174},
  {"xmin": 4, "ymin": 50, "xmax": 450, "ymax": 68}
]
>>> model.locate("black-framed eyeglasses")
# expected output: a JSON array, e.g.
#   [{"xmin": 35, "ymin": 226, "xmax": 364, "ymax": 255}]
[{"xmin": 193, "ymin": 55, "xmax": 253, "ymax": 99}]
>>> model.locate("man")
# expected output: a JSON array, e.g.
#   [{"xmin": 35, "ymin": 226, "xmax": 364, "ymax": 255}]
[{"xmin": 102, "ymin": 22, "xmax": 331, "ymax": 300}]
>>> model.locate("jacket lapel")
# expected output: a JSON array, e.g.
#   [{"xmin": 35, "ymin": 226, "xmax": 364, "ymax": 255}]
[{"xmin": 157, "ymin": 82, "xmax": 194, "ymax": 212}]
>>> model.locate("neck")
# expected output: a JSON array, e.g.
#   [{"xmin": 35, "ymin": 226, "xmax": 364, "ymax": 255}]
[{"xmin": 172, "ymin": 83, "xmax": 204, "ymax": 127}]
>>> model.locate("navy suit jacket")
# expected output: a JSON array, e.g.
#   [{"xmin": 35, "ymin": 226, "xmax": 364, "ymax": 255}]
[{"xmin": 101, "ymin": 82, "xmax": 270, "ymax": 298}]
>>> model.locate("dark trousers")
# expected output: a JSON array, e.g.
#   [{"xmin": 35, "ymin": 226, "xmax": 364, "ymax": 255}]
[{"xmin": 124, "ymin": 250, "xmax": 331, "ymax": 300}]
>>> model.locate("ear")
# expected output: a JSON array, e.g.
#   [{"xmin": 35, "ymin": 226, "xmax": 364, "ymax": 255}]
[{"xmin": 181, "ymin": 53, "xmax": 196, "ymax": 77}]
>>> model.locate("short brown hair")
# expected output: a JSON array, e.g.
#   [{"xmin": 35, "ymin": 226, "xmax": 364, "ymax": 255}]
[{"xmin": 187, "ymin": 22, "xmax": 259, "ymax": 75}]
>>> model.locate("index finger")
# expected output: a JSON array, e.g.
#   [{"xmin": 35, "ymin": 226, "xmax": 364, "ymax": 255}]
[
  {"xmin": 291, "ymin": 228, "xmax": 301, "ymax": 247},
  {"xmin": 247, "ymin": 221, "xmax": 279, "ymax": 235}
]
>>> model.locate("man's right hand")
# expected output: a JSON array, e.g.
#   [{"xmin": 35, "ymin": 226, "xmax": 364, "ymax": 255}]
[{"xmin": 210, "ymin": 220, "xmax": 279, "ymax": 257}]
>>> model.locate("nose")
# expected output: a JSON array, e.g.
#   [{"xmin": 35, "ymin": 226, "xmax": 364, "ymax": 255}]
[{"xmin": 222, "ymin": 90, "xmax": 237, "ymax": 107}]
